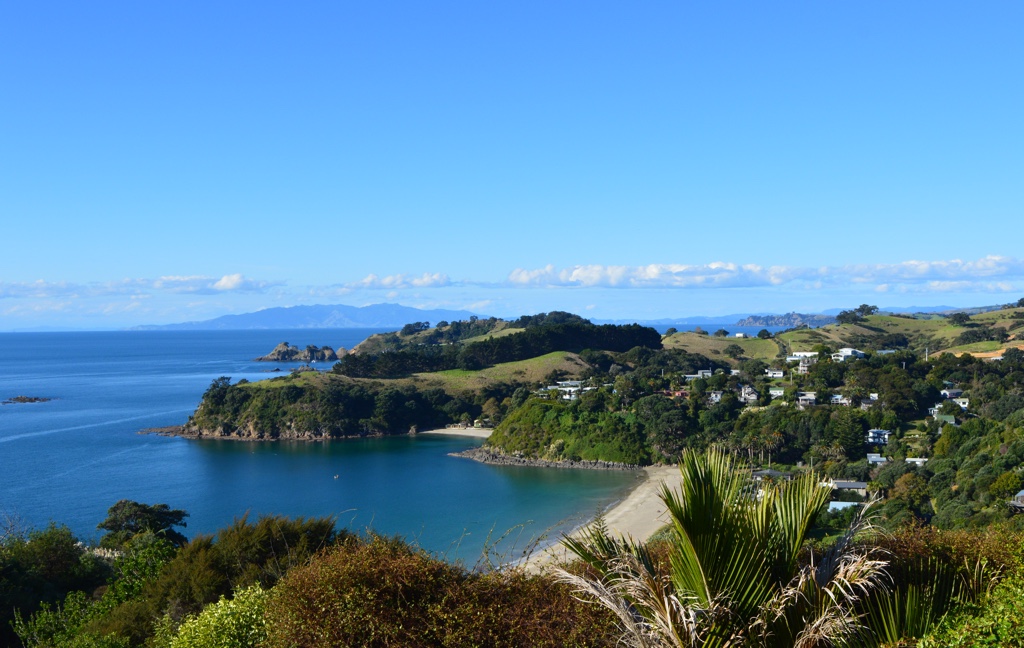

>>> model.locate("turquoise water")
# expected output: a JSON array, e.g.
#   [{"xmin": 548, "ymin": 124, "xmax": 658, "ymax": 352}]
[{"xmin": 0, "ymin": 330, "xmax": 639, "ymax": 563}]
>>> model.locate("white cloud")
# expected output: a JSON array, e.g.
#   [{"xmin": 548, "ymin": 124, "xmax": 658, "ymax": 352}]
[
  {"xmin": 506, "ymin": 255, "xmax": 1024, "ymax": 293},
  {"xmin": 348, "ymin": 272, "xmax": 451, "ymax": 290}
]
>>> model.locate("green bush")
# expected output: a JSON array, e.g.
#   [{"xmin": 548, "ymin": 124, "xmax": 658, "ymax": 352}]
[
  {"xmin": 264, "ymin": 535, "xmax": 616, "ymax": 647},
  {"xmin": 168, "ymin": 585, "xmax": 268, "ymax": 648}
]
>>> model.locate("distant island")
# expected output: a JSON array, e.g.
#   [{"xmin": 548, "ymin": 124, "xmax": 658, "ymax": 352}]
[
  {"xmin": 735, "ymin": 312, "xmax": 837, "ymax": 327},
  {"xmin": 255, "ymin": 342, "xmax": 340, "ymax": 362}
]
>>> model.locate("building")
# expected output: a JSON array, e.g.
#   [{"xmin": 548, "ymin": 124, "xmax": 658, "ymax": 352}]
[
  {"xmin": 831, "ymin": 348, "xmax": 866, "ymax": 362},
  {"xmin": 905, "ymin": 457, "xmax": 928, "ymax": 467},
  {"xmin": 830, "ymin": 394, "xmax": 853, "ymax": 406},
  {"xmin": 940, "ymin": 388, "xmax": 963, "ymax": 399},
  {"xmin": 867, "ymin": 453, "xmax": 888, "ymax": 465},
  {"xmin": 786, "ymin": 351, "xmax": 819, "ymax": 363},
  {"xmin": 866, "ymin": 429, "xmax": 891, "ymax": 445},
  {"xmin": 765, "ymin": 369, "xmax": 785, "ymax": 379},
  {"xmin": 769, "ymin": 387, "xmax": 785, "ymax": 399},
  {"xmin": 739, "ymin": 385, "xmax": 759, "ymax": 404},
  {"xmin": 797, "ymin": 391, "xmax": 817, "ymax": 407}
]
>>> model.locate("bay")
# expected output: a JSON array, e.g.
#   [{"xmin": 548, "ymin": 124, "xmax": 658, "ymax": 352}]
[{"xmin": 0, "ymin": 330, "xmax": 640, "ymax": 563}]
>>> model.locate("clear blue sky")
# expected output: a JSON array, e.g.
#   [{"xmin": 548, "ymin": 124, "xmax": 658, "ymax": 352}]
[{"xmin": 2, "ymin": 2, "xmax": 1022, "ymax": 329}]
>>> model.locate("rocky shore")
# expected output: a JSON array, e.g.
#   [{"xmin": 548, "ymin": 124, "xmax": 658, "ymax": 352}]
[
  {"xmin": 451, "ymin": 446, "xmax": 642, "ymax": 471},
  {"xmin": 255, "ymin": 342, "xmax": 341, "ymax": 362}
]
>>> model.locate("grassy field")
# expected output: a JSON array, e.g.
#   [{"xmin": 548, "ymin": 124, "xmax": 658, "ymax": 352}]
[
  {"xmin": 662, "ymin": 332, "xmax": 781, "ymax": 364},
  {"xmin": 408, "ymin": 351, "xmax": 587, "ymax": 392}
]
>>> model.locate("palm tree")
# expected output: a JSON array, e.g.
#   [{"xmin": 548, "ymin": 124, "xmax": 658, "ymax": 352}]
[{"xmin": 556, "ymin": 449, "xmax": 886, "ymax": 648}]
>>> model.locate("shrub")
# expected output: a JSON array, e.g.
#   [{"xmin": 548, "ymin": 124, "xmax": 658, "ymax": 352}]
[{"xmin": 264, "ymin": 535, "xmax": 616, "ymax": 647}]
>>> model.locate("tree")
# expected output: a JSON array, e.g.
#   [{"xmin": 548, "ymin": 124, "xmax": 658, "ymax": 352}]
[
  {"xmin": 856, "ymin": 304, "xmax": 879, "ymax": 317},
  {"xmin": 558, "ymin": 449, "xmax": 885, "ymax": 648},
  {"xmin": 98, "ymin": 501, "xmax": 189, "ymax": 549},
  {"xmin": 723, "ymin": 344, "xmax": 745, "ymax": 359},
  {"xmin": 947, "ymin": 312, "xmax": 971, "ymax": 326},
  {"xmin": 837, "ymin": 310, "xmax": 864, "ymax": 325},
  {"xmin": 713, "ymin": 329, "xmax": 729, "ymax": 337},
  {"xmin": 757, "ymin": 328, "xmax": 772, "ymax": 339},
  {"xmin": 664, "ymin": 327, "xmax": 678, "ymax": 336}
]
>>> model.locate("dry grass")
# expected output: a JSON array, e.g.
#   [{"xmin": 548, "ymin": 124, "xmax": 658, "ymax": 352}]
[
  {"xmin": 408, "ymin": 352, "xmax": 588, "ymax": 391},
  {"xmin": 662, "ymin": 333, "xmax": 780, "ymax": 364}
]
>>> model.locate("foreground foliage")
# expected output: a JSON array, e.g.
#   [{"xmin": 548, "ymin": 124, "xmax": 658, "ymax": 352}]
[{"xmin": 559, "ymin": 448, "xmax": 887, "ymax": 647}]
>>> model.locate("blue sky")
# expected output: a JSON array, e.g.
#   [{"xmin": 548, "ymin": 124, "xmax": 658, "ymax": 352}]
[{"xmin": 2, "ymin": 2, "xmax": 1022, "ymax": 329}]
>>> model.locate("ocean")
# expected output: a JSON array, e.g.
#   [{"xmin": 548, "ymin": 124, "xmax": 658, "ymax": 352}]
[{"xmin": 0, "ymin": 330, "xmax": 639, "ymax": 564}]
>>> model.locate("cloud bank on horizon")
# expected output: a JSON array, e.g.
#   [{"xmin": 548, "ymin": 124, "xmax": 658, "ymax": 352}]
[{"xmin": 2, "ymin": 255, "xmax": 1022, "ymax": 329}]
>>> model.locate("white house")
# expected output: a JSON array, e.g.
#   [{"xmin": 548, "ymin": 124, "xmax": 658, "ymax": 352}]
[
  {"xmin": 769, "ymin": 387, "xmax": 785, "ymax": 399},
  {"xmin": 905, "ymin": 457, "xmax": 928, "ymax": 467},
  {"xmin": 739, "ymin": 385, "xmax": 759, "ymax": 404},
  {"xmin": 830, "ymin": 394, "xmax": 853, "ymax": 406},
  {"xmin": 866, "ymin": 429, "xmax": 891, "ymax": 445},
  {"xmin": 941, "ymin": 388, "xmax": 964, "ymax": 399},
  {"xmin": 735, "ymin": 332, "xmax": 748, "ymax": 338},
  {"xmin": 709, "ymin": 391, "xmax": 724, "ymax": 404},
  {"xmin": 867, "ymin": 453, "xmax": 888, "ymax": 465},
  {"xmin": 797, "ymin": 391, "xmax": 817, "ymax": 407},
  {"xmin": 786, "ymin": 351, "xmax": 819, "ymax": 362},
  {"xmin": 953, "ymin": 397, "xmax": 970, "ymax": 410},
  {"xmin": 832, "ymin": 348, "xmax": 866, "ymax": 362},
  {"xmin": 765, "ymin": 369, "xmax": 785, "ymax": 379}
]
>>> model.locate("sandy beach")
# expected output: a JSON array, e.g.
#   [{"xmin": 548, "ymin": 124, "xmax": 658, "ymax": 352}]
[
  {"xmin": 418, "ymin": 427, "xmax": 493, "ymax": 439},
  {"xmin": 521, "ymin": 463, "xmax": 681, "ymax": 572}
]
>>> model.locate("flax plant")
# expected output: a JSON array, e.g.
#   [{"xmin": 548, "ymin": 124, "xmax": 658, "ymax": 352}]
[{"xmin": 556, "ymin": 448, "xmax": 887, "ymax": 648}]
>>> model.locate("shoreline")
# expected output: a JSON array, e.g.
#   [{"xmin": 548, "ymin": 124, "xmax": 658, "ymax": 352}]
[
  {"xmin": 452, "ymin": 446, "xmax": 642, "ymax": 471},
  {"xmin": 417, "ymin": 427, "xmax": 493, "ymax": 439},
  {"xmin": 519, "ymin": 463, "xmax": 681, "ymax": 572}
]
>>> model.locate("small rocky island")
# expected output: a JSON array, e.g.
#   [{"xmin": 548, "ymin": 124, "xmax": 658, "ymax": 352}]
[
  {"xmin": 255, "ymin": 342, "xmax": 342, "ymax": 362},
  {"xmin": 3, "ymin": 395, "xmax": 53, "ymax": 405}
]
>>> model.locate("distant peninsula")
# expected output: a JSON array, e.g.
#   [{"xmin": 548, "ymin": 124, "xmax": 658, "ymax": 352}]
[
  {"xmin": 735, "ymin": 312, "xmax": 837, "ymax": 327},
  {"xmin": 255, "ymin": 343, "xmax": 340, "ymax": 362}
]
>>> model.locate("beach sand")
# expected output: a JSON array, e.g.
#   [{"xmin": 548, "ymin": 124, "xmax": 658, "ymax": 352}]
[
  {"xmin": 418, "ymin": 427, "xmax": 493, "ymax": 439},
  {"xmin": 520, "ymin": 463, "xmax": 681, "ymax": 572}
]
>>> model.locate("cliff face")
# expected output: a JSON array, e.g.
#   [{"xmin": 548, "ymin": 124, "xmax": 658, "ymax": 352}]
[{"xmin": 255, "ymin": 343, "xmax": 340, "ymax": 362}]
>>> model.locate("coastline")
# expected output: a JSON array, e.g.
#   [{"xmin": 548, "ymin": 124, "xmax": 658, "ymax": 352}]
[
  {"xmin": 452, "ymin": 446, "xmax": 642, "ymax": 471},
  {"xmin": 519, "ymin": 463, "xmax": 681, "ymax": 572},
  {"xmin": 418, "ymin": 427, "xmax": 493, "ymax": 439}
]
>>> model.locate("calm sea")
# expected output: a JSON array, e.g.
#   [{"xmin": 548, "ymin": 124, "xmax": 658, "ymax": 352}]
[{"xmin": 0, "ymin": 330, "xmax": 639, "ymax": 563}]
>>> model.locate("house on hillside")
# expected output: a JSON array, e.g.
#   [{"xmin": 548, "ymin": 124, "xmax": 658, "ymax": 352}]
[
  {"xmin": 739, "ymin": 385, "xmax": 759, "ymax": 404},
  {"xmin": 797, "ymin": 391, "xmax": 817, "ymax": 407},
  {"xmin": 830, "ymin": 394, "xmax": 853, "ymax": 406},
  {"xmin": 905, "ymin": 457, "xmax": 928, "ymax": 467},
  {"xmin": 866, "ymin": 429, "xmax": 891, "ymax": 445},
  {"xmin": 832, "ymin": 348, "xmax": 866, "ymax": 362},
  {"xmin": 769, "ymin": 387, "xmax": 785, "ymax": 399},
  {"xmin": 765, "ymin": 369, "xmax": 785, "ymax": 379},
  {"xmin": 941, "ymin": 388, "xmax": 963, "ymax": 399},
  {"xmin": 708, "ymin": 391, "xmax": 724, "ymax": 404},
  {"xmin": 1011, "ymin": 489, "xmax": 1024, "ymax": 511},
  {"xmin": 867, "ymin": 453, "xmax": 888, "ymax": 465}
]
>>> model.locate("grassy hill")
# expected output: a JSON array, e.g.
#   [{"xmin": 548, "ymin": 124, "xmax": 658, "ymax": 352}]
[{"xmin": 662, "ymin": 332, "xmax": 780, "ymax": 364}]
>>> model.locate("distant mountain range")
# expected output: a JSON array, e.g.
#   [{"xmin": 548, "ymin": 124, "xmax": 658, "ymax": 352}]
[
  {"xmin": 131, "ymin": 300, "xmax": 1017, "ymax": 332},
  {"xmin": 132, "ymin": 304, "xmax": 481, "ymax": 331}
]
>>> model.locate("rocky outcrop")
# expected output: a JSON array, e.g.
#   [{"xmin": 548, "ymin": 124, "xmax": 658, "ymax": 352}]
[
  {"xmin": 2, "ymin": 395, "xmax": 52, "ymax": 405},
  {"xmin": 255, "ymin": 342, "xmax": 340, "ymax": 362},
  {"xmin": 451, "ymin": 446, "xmax": 642, "ymax": 471}
]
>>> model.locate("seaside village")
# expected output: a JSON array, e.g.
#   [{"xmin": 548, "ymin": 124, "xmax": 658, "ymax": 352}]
[{"xmin": 535, "ymin": 343, "xmax": 996, "ymax": 511}]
